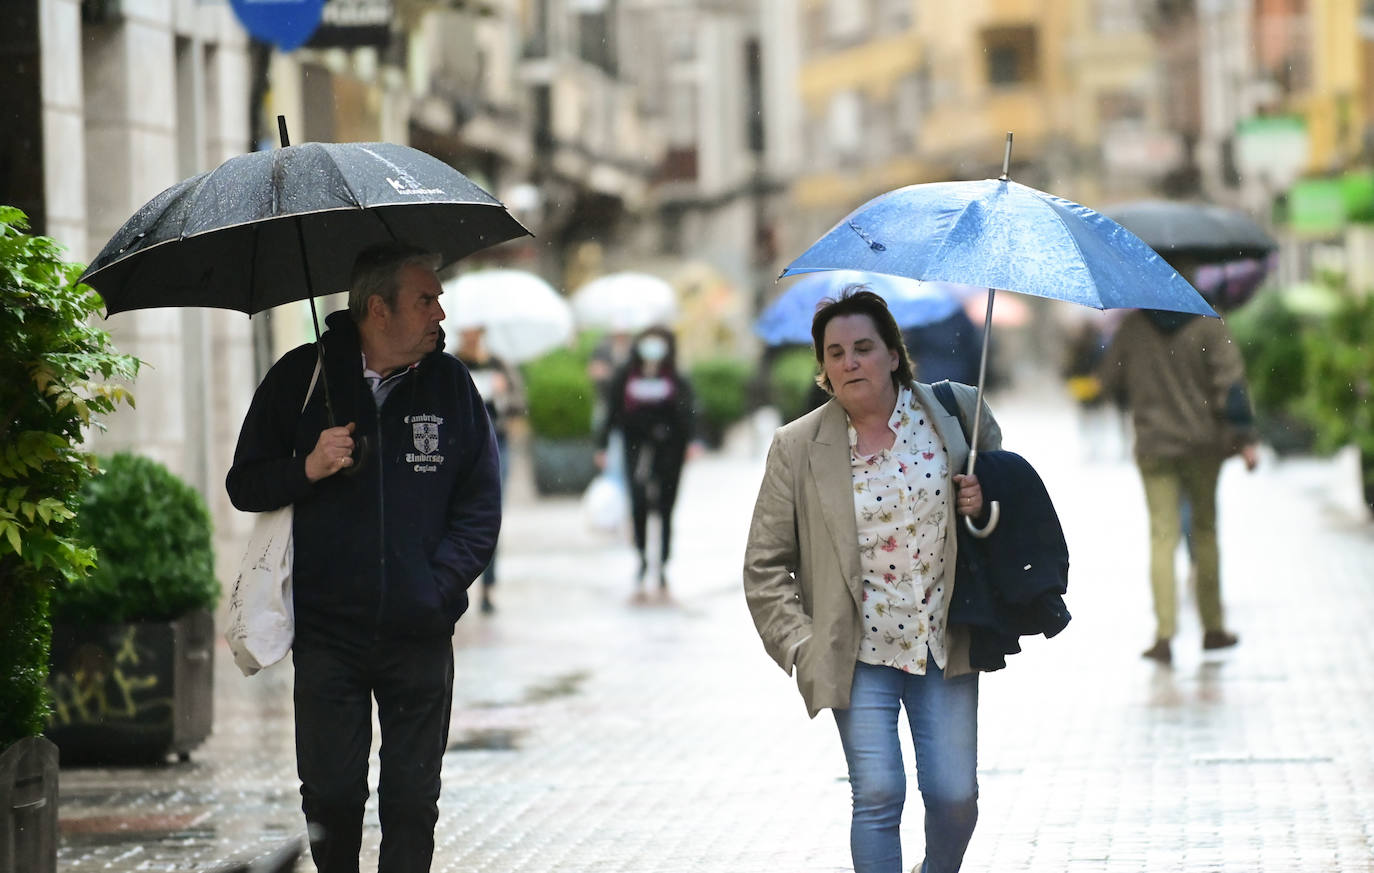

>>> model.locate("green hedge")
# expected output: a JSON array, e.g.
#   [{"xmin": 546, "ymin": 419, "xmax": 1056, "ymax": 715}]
[
  {"xmin": 523, "ymin": 348, "xmax": 595, "ymax": 439},
  {"xmin": 769, "ymin": 346, "xmax": 820, "ymax": 423},
  {"xmin": 51, "ymin": 453, "xmax": 219, "ymax": 624},
  {"xmin": 690, "ymin": 356, "xmax": 751, "ymax": 439},
  {"xmin": 1295, "ymin": 294, "xmax": 1374, "ymax": 459}
]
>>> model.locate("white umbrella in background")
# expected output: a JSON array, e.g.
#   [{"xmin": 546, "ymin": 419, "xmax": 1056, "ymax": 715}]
[
  {"xmin": 571, "ymin": 271, "xmax": 678, "ymax": 332},
  {"xmin": 441, "ymin": 269, "xmax": 573, "ymax": 363}
]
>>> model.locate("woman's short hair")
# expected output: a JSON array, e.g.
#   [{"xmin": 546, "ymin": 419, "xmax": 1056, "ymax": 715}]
[
  {"xmin": 810, "ymin": 285, "xmax": 916, "ymax": 394},
  {"xmin": 347, "ymin": 243, "xmax": 443, "ymax": 321}
]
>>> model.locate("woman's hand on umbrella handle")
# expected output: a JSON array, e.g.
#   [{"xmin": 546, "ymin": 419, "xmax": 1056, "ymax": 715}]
[
  {"xmin": 955, "ymin": 473, "xmax": 1001, "ymax": 538},
  {"xmin": 306, "ymin": 422, "xmax": 356, "ymax": 482},
  {"xmin": 952, "ymin": 473, "xmax": 983, "ymax": 518}
]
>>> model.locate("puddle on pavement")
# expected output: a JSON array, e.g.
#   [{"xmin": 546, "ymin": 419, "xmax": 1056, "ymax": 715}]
[
  {"xmin": 449, "ymin": 671, "xmax": 589, "ymax": 753},
  {"xmin": 522, "ymin": 670, "xmax": 589, "ymax": 703},
  {"xmin": 447, "ymin": 727, "xmax": 524, "ymax": 752}
]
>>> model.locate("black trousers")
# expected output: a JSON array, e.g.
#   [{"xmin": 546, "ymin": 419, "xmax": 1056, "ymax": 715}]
[
  {"xmin": 292, "ymin": 633, "xmax": 454, "ymax": 873},
  {"xmin": 623, "ymin": 438, "xmax": 686, "ymax": 567}
]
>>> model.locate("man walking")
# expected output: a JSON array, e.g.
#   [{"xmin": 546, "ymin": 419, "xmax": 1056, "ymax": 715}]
[
  {"xmin": 1099, "ymin": 301, "xmax": 1257, "ymax": 666},
  {"xmin": 227, "ymin": 243, "xmax": 501, "ymax": 872}
]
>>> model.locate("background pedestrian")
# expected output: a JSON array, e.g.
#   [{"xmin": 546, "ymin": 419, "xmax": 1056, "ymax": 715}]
[
  {"xmin": 1099, "ymin": 285, "xmax": 1258, "ymax": 666},
  {"xmin": 595, "ymin": 325, "xmax": 699, "ymax": 598},
  {"xmin": 455, "ymin": 324, "xmax": 524, "ymax": 613}
]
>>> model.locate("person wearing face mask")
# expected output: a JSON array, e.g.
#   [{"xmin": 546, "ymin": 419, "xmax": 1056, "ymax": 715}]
[{"xmin": 595, "ymin": 325, "xmax": 700, "ymax": 598}]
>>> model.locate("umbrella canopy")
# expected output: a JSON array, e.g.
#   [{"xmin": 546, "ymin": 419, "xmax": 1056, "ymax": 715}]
[
  {"xmin": 441, "ymin": 269, "xmax": 573, "ymax": 363},
  {"xmin": 1104, "ymin": 199, "xmax": 1277, "ymax": 263},
  {"xmin": 755, "ymin": 270, "xmax": 962, "ymax": 346},
  {"xmin": 79, "ymin": 140, "xmax": 530, "ymax": 316},
  {"xmin": 782, "ymin": 159, "xmax": 1216, "ymax": 537},
  {"xmin": 572, "ymin": 271, "xmax": 678, "ymax": 332},
  {"xmin": 784, "ymin": 178, "xmax": 1215, "ymax": 317}
]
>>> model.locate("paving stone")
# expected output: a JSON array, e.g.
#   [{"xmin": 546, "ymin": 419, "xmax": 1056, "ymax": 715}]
[{"xmin": 56, "ymin": 385, "xmax": 1374, "ymax": 872}]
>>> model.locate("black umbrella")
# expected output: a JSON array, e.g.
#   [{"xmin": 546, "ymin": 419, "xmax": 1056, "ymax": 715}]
[
  {"xmin": 1103, "ymin": 199, "xmax": 1277, "ymax": 262},
  {"xmin": 79, "ymin": 123, "xmax": 530, "ymax": 319},
  {"xmin": 79, "ymin": 119, "xmax": 529, "ymax": 440}
]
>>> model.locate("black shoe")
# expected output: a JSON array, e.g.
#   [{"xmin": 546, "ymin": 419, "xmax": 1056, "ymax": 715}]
[
  {"xmin": 1202, "ymin": 630, "xmax": 1239, "ymax": 650},
  {"xmin": 1142, "ymin": 639, "xmax": 1172, "ymax": 664},
  {"xmin": 480, "ymin": 594, "xmax": 495, "ymax": 614}
]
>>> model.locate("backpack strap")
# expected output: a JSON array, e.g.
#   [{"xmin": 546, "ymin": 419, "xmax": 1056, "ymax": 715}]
[{"xmin": 931, "ymin": 380, "xmax": 968, "ymax": 443}]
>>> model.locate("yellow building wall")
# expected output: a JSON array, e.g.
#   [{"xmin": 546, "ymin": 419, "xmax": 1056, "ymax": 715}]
[
  {"xmin": 1302, "ymin": 0, "xmax": 1364, "ymax": 171},
  {"xmin": 792, "ymin": 0, "xmax": 1152, "ymax": 212}
]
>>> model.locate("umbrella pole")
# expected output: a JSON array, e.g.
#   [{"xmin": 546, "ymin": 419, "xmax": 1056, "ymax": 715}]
[
  {"xmin": 278, "ymin": 114, "xmax": 339, "ymax": 428},
  {"xmin": 962, "ymin": 130, "xmax": 1014, "ymax": 538},
  {"xmin": 964, "ymin": 287, "xmax": 1000, "ymax": 538},
  {"xmin": 298, "ymin": 225, "xmax": 338, "ymax": 428}
]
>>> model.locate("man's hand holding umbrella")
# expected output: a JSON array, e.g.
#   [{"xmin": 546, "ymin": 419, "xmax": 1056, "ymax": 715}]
[{"xmin": 305, "ymin": 421, "xmax": 356, "ymax": 481}]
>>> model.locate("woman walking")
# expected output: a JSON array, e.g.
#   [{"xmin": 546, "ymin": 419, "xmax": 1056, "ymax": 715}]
[
  {"xmin": 743, "ymin": 288, "xmax": 1001, "ymax": 873},
  {"xmin": 596, "ymin": 326, "xmax": 698, "ymax": 597}
]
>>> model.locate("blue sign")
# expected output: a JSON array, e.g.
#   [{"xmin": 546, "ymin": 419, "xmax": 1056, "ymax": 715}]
[{"xmin": 229, "ymin": 0, "xmax": 326, "ymax": 52}]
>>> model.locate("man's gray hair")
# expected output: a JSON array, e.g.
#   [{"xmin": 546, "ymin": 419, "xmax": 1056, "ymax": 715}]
[{"xmin": 347, "ymin": 243, "xmax": 443, "ymax": 321}]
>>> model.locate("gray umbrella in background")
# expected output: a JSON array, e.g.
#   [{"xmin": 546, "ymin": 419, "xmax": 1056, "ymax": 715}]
[{"xmin": 1103, "ymin": 199, "xmax": 1278, "ymax": 263}]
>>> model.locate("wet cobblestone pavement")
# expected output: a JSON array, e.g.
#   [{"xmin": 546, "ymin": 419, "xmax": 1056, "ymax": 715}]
[{"xmin": 55, "ymin": 385, "xmax": 1374, "ymax": 872}]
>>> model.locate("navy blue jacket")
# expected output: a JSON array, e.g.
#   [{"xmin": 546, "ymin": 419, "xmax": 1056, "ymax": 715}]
[
  {"xmin": 949, "ymin": 450, "xmax": 1071, "ymax": 671},
  {"xmin": 227, "ymin": 310, "xmax": 501, "ymax": 642}
]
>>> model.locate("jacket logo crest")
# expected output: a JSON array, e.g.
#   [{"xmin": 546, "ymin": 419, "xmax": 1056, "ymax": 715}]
[{"xmin": 413, "ymin": 421, "xmax": 439, "ymax": 454}]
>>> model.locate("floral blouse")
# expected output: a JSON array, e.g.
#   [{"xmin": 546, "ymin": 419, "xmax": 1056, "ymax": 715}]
[{"xmin": 849, "ymin": 387, "xmax": 953, "ymax": 674}]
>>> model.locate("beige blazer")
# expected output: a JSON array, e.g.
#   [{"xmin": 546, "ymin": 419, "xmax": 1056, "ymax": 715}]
[{"xmin": 743, "ymin": 382, "xmax": 1002, "ymax": 718}]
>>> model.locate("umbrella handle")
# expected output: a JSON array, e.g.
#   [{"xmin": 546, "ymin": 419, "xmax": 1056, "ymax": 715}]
[{"xmin": 964, "ymin": 500, "xmax": 1000, "ymax": 538}]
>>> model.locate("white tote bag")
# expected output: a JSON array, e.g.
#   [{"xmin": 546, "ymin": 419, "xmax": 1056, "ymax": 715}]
[
  {"xmin": 225, "ymin": 358, "xmax": 320, "ymax": 677},
  {"xmin": 582, "ymin": 473, "xmax": 629, "ymax": 536}
]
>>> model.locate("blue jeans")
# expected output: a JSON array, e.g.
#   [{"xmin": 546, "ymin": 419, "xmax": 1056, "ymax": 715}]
[{"xmin": 833, "ymin": 660, "xmax": 979, "ymax": 873}]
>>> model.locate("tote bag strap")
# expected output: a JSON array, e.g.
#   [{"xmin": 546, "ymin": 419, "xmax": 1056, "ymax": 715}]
[{"xmin": 295, "ymin": 352, "xmax": 323, "ymax": 458}]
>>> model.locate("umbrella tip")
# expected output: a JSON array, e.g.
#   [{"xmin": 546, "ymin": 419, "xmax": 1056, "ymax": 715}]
[
  {"xmin": 277, "ymin": 116, "xmax": 291, "ymax": 148},
  {"xmin": 999, "ymin": 132, "xmax": 1013, "ymax": 181}
]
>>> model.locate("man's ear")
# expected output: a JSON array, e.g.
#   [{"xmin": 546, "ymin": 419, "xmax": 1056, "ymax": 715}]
[{"xmin": 366, "ymin": 294, "xmax": 388, "ymax": 322}]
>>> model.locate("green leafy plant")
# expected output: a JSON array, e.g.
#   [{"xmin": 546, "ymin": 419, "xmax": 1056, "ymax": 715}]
[
  {"xmin": 769, "ymin": 346, "xmax": 820, "ymax": 423},
  {"xmin": 0, "ymin": 206, "xmax": 139, "ymax": 747},
  {"xmin": 1294, "ymin": 294, "xmax": 1374, "ymax": 502},
  {"xmin": 1228, "ymin": 288, "xmax": 1310, "ymax": 417},
  {"xmin": 51, "ymin": 453, "xmax": 219, "ymax": 625},
  {"xmin": 523, "ymin": 347, "xmax": 595, "ymax": 439},
  {"xmin": 690, "ymin": 356, "xmax": 751, "ymax": 445}
]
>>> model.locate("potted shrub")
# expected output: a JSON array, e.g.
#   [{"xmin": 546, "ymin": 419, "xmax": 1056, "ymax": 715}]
[
  {"xmin": 1227, "ymin": 288, "xmax": 1317, "ymax": 454},
  {"xmin": 689, "ymin": 356, "xmax": 751, "ymax": 449},
  {"xmin": 46, "ymin": 452, "xmax": 219, "ymax": 764},
  {"xmin": 1295, "ymin": 293, "xmax": 1374, "ymax": 513},
  {"xmin": 0, "ymin": 207, "xmax": 137, "ymax": 873},
  {"xmin": 523, "ymin": 347, "xmax": 599, "ymax": 494},
  {"xmin": 768, "ymin": 346, "xmax": 823, "ymax": 424}
]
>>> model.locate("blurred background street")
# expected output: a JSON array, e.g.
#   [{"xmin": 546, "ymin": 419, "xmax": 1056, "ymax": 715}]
[
  {"xmin": 8, "ymin": 2, "xmax": 1374, "ymax": 872},
  {"xmin": 54, "ymin": 379, "xmax": 1374, "ymax": 872}
]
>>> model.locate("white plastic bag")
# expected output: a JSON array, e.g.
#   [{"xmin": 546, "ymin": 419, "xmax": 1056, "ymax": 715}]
[
  {"xmin": 582, "ymin": 474, "xmax": 628, "ymax": 535},
  {"xmin": 225, "ymin": 506, "xmax": 295, "ymax": 677}
]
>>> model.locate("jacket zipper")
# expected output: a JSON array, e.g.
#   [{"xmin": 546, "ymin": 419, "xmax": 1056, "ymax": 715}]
[{"xmin": 374, "ymin": 395, "xmax": 387, "ymax": 636}]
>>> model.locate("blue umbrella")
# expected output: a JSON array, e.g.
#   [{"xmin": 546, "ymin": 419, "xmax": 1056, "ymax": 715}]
[
  {"xmin": 782, "ymin": 134, "xmax": 1216, "ymax": 535},
  {"xmin": 755, "ymin": 270, "xmax": 961, "ymax": 346}
]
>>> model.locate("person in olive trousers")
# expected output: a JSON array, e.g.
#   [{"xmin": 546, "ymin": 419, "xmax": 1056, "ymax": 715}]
[{"xmin": 1099, "ymin": 304, "xmax": 1258, "ymax": 665}]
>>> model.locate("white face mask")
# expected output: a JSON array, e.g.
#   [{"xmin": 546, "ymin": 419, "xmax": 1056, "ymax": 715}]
[{"xmin": 637, "ymin": 336, "xmax": 669, "ymax": 363}]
